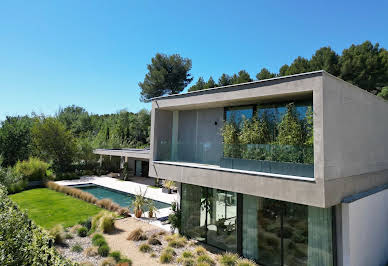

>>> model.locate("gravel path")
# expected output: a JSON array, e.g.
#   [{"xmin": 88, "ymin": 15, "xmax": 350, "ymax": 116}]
[{"xmin": 56, "ymin": 232, "xmax": 105, "ymax": 265}]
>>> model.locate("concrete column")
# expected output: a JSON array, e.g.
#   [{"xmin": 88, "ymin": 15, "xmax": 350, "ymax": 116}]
[{"xmin": 99, "ymin": 155, "xmax": 103, "ymax": 167}]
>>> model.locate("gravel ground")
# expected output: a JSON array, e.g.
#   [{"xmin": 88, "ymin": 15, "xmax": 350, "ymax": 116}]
[{"xmin": 56, "ymin": 231, "xmax": 105, "ymax": 265}]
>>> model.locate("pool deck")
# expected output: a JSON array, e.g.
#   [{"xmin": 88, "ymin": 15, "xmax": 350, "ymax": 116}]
[{"xmin": 55, "ymin": 176, "xmax": 178, "ymax": 231}]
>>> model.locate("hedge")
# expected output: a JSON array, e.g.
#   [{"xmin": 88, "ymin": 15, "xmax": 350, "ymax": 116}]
[{"xmin": 0, "ymin": 185, "xmax": 74, "ymax": 265}]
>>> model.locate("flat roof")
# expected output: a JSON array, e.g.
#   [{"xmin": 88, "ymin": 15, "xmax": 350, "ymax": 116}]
[
  {"xmin": 151, "ymin": 70, "xmax": 325, "ymax": 101},
  {"xmin": 93, "ymin": 148, "xmax": 150, "ymax": 160}
]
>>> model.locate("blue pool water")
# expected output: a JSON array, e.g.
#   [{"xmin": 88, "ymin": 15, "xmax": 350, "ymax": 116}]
[{"xmin": 75, "ymin": 185, "xmax": 170, "ymax": 212}]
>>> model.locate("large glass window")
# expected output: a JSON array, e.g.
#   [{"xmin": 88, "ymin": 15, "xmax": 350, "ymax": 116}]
[
  {"xmin": 221, "ymin": 99, "xmax": 314, "ymax": 178},
  {"xmin": 181, "ymin": 184, "xmax": 237, "ymax": 252},
  {"xmin": 207, "ymin": 189, "xmax": 237, "ymax": 252},
  {"xmin": 242, "ymin": 195, "xmax": 333, "ymax": 266}
]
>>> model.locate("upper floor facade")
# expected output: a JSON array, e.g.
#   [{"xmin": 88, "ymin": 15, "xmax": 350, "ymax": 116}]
[{"xmin": 149, "ymin": 71, "xmax": 388, "ymax": 208}]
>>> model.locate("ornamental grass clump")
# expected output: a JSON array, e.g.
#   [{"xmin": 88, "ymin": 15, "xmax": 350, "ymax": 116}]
[
  {"xmin": 98, "ymin": 244, "xmax": 110, "ymax": 257},
  {"xmin": 96, "ymin": 198, "xmax": 120, "ymax": 212},
  {"xmin": 236, "ymin": 258, "xmax": 257, "ymax": 266},
  {"xmin": 127, "ymin": 228, "xmax": 147, "ymax": 241},
  {"xmin": 148, "ymin": 236, "xmax": 162, "ymax": 245},
  {"xmin": 71, "ymin": 243, "xmax": 83, "ymax": 253},
  {"xmin": 109, "ymin": 251, "xmax": 121, "ymax": 262},
  {"xmin": 197, "ymin": 254, "xmax": 216, "ymax": 266},
  {"xmin": 99, "ymin": 213, "xmax": 115, "ymax": 233},
  {"xmin": 84, "ymin": 247, "xmax": 99, "ymax": 257},
  {"xmin": 195, "ymin": 246, "xmax": 207, "ymax": 256},
  {"xmin": 49, "ymin": 224, "xmax": 65, "ymax": 244},
  {"xmin": 167, "ymin": 235, "xmax": 187, "ymax": 248},
  {"xmin": 77, "ymin": 226, "xmax": 88, "ymax": 237},
  {"xmin": 218, "ymin": 252, "xmax": 239, "ymax": 266},
  {"xmin": 139, "ymin": 243, "xmax": 152, "ymax": 253},
  {"xmin": 160, "ymin": 247, "xmax": 176, "ymax": 264}
]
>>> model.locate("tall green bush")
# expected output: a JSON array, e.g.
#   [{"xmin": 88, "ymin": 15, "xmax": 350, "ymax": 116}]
[
  {"xmin": 14, "ymin": 157, "xmax": 53, "ymax": 181},
  {"xmin": 221, "ymin": 121, "xmax": 240, "ymax": 158},
  {"xmin": 0, "ymin": 185, "xmax": 73, "ymax": 265},
  {"xmin": 0, "ymin": 166, "xmax": 27, "ymax": 194}
]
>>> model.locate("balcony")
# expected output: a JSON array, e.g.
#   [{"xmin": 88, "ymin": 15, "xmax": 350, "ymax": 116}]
[{"xmin": 156, "ymin": 142, "xmax": 314, "ymax": 178}]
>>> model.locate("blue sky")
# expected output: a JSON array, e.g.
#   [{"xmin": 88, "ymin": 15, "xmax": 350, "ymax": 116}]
[{"xmin": 1, "ymin": 0, "xmax": 387, "ymax": 121}]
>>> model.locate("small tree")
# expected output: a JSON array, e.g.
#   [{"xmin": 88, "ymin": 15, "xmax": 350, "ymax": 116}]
[
  {"xmin": 221, "ymin": 120, "xmax": 240, "ymax": 158},
  {"xmin": 276, "ymin": 103, "xmax": 304, "ymax": 162},
  {"xmin": 31, "ymin": 118, "xmax": 77, "ymax": 173}
]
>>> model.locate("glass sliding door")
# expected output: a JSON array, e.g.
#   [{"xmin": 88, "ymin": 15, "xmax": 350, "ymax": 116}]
[
  {"xmin": 242, "ymin": 194, "xmax": 334, "ymax": 266},
  {"xmin": 181, "ymin": 184, "xmax": 237, "ymax": 252},
  {"xmin": 206, "ymin": 189, "xmax": 237, "ymax": 253},
  {"xmin": 181, "ymin": 184, "xmax": 207, "ymax": 241}
]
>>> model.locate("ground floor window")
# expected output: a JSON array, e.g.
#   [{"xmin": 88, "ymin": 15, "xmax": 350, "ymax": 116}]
[
  {"xmin": 181, "ymin": 184, "xmax": 238, "ymax": 252},
  {"xmin": 181, "ymin": 183, "xmax": 334, "ymax": 266}
]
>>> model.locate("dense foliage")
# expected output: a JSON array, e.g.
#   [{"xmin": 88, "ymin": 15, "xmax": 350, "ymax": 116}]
[
  {"xmin": 139, "ymin": 53, "xmax": 193, "ymax": 101},
  {"xmin": 0, "ymin": 185, "xmax": 73, "ymax": 265},
  {"xmin": 189, "ymin": 41, "xmax": 388, "ymax": 96},
  {"xmin": 0, "ymin": 107, "xmax": 151, "ymax": 179},
  {"xmin": 221, "ymin": 103, "xmax": 313, "ymax": 164}
]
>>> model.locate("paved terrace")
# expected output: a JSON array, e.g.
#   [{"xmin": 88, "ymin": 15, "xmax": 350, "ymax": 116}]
[{"xmin": 56, "ymin": 176, "xmax": 178, "ymax": 231}]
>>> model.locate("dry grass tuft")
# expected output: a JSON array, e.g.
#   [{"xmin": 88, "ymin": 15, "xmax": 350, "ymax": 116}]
[
  {"xmin": 117, "ymin": 207, "xmax": 131, "ymax": 217},
  {"xmin": 46, "ymin": 181, "xmax": 99, "ymax": 205},
  {"xmin": 127, "ymin": 228, "xmax": 147, "ymax": 241},
  {"xmin": 84, "ymin": 246, "xmax": 99, "ymax": 257}
]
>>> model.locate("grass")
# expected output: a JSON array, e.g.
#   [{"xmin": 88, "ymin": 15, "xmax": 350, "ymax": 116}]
[{"xmin": 9, "ymin": 188, "xmax": 102, "ymax": 229}]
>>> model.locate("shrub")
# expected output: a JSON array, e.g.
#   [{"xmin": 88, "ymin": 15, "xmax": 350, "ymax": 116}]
[
  {"xmin": 236, "ymin": 258, "xmax": 257, "ymax": 266},
  {"xmin": 197, "ymin": 255, "xmax": 216, "ymax": 266},
  {"xmin": 92, "ymin": 233, "xmax": 105, "ymax": 245},
  {"xmin": 77, "ymin": 226, "xmax": 88, "ymax": 237},
  {"xmin": 99, "ymin": 213, "xmax": 115, "ymax": 233},
  {"xmin": 65, "ymin": 233, "xmax": 74, "ymax": 239},
  {"xmin": 0, "ymin": 185, "xmax": 72, "ymax": 265},
  {"xmin": 84, "ymin": 247, "xmax": 98, "ymax": 257},
  {"xmin": 195, "ymin": 246, "xmax": 207, "ymax": 256},
  {"xmin": 160, "ymin": 251, "xmax": 174, "ymax": 264},
  {"xmin": 91, "ymin": 211, "xmax": 106, "ymax": 232},
  {"xmin": 109, "ymin": 251, "xmax": 121, "ymax": 262},
  {"xmin": 148, "ymin": 237, "xmax": 162, "ymax": 245},
  {"xmin": 117, "ymin": 207, "xmax": 131, "ymax": 217},
  {"xmin": 100, "ymin": 257, "xmax": 116, "ymax": 266},
  {"xmin": 181, "ymin": 251, "xmax": 194, "ymax": 258},
  {"xmin": 94, "ymin": 238, "xmax": 107, "ymax": 247},
  {"xmin": 168, "ymin": 235, "xmax": 187, "ymax": 248},
  {"xmin": 178, "ymin": 258, "xmax": 196, "ymax": 266},
  {"xmin": 150, "ymin": 253, "xmax": 157, "ymax": 258},
  {"xmin": 0, "ymin": 167, "xmax": 27, "ymax": 194},
  {"xmin": 98, "ymin": 244, "xmax": 110, "ymax": 257},
  {"xmin": 163, "ymin": 247, "xmax": 176, "ymax": 256},
  {"xmin": 79, "ymin": 218, "xmax": 92, "ymax": 230},
  {"xmin": 71, "ymin": 243, "xmax": 83, "ymax": 253},
  {"xmin": 49, "ymin": 224, "xmax": 65, "ymax": 244},
  {"xmin": 127, "ymin": 228, "xmax": 147, "ymax": 241},
  {"xmin": 97, "ymin": 198, "xmax": 120, "ymax": 212},
  {"xmin": 139, "ymin": 243, "xmax": 152, "ymax": 253},
  {"xmin": 14, "ymin": 157, "xmax": 52, "ymax": 181},
  {"xmin": 218, "ymin": 253, "xmax": 239, "ymax": 266}
]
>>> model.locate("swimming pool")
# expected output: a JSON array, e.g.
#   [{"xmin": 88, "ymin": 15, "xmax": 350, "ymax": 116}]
[{"xmin": 74, "ymin": 184, "xmax": 170, "ymax": 212}]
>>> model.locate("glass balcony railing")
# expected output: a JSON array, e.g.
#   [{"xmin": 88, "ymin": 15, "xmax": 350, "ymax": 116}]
[{"xmin": 156, "ymin": 141, "xmax": 314, "ymax": 178}]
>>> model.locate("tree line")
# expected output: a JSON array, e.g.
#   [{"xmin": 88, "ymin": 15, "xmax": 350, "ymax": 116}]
[
  {"xmin": 139, "ymin": 41, "xmax": 388, "ymax": 100},
  {"xmin": 0, "ymin": 106, "xmax": 150, "ymax": 174}
]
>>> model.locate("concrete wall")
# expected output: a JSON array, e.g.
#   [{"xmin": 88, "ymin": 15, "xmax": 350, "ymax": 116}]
[
  {"xmin": 322, "ymin": 73, "xmax": 388, "ymax": 205},
  {"xmin": 322, "ymin": 73, "xmax": 388, "ymax": 179},
  {"xmin": 341, "ymin": 188, "xmax": 388, "ymax": 266},
  {"xmin": 178, "ymin": 108, "xmax": 223, "ymax": 165}
]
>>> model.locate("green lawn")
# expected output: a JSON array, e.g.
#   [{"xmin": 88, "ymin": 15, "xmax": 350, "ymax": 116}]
[{"xmin": 10, "ymin": 188, "xmax": 102, "ymax": 229}]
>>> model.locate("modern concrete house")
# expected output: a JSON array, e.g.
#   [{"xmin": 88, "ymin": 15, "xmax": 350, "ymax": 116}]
[
  {"xmin": 94, "ymin": 148, "xmax": 150, "ymax": 177},
  {"xmin": 148, "ymin": 70, "xmax": 388, "ymax": 266}
]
